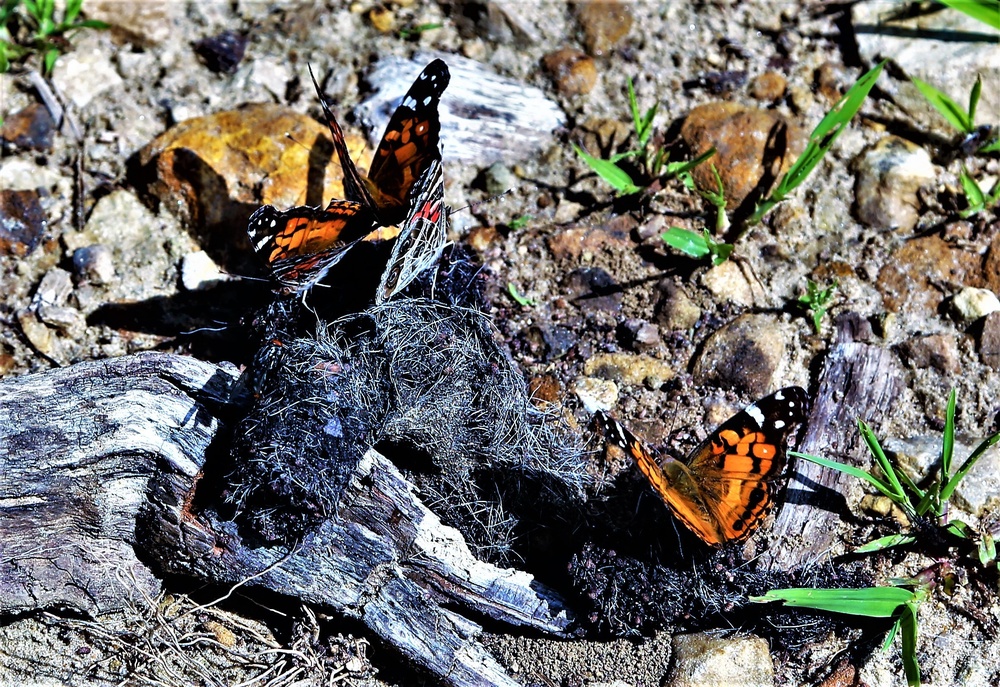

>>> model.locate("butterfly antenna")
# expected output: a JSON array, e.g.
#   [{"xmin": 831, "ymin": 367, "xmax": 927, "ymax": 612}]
[{"xmin": 460, "ymin": 188, "xmax": 514, "ymax": 216}]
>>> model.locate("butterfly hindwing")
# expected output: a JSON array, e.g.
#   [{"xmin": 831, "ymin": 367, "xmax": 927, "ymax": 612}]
[{"xmin": 376, "ymin": 159, "xmax": 447, "ymax": 303}]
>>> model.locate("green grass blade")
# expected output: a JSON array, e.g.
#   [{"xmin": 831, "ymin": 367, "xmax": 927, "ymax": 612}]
[
  {"xmin": 664, "ymin": 146, "xmax": 716, "ymax": 177},
  {"xmin": 980, "ymin": 138, "xmax": 1000, "ymax": 153},
  {"xmin": 912, "ymin": 77, "xmax": 973, "ymax": 133},
  {"xmin": 573, "ymin": 145, "xmax": 642, "ymax": 195},
  {"xmin": 42, "ymin": 45, "xmax": 57, "ymax": 74},
  {"xmin": 941, "ymin": 388, "xmax": 957, "ymax": 479},
  {"xmin": 856, "ymin": 534, "xmax": 917, "ymax": 553},
  {"xmin": 940, "ymin": 431, "xmax": 1000, "ymax": 503},
  {"xmin": 900, "ymin": 602, "xmax": 921, "ymax": 687},
  {"xmin": 751, "ymin": 587, "xmax": 915, "ymax": 617},
  {"xmin": 937, "ymin": 0, "xmax": 1000, "ymax": 30},
  {"xmin": 791, "ymin": 451, "xmax": 897, "ymax": 498},
  {"xmin": 750, "ymin": 61, "xmax": 885, "ymax": 224},
  {"xmin": 661, "ymin": 227, "xmax": 710, "ymax": 259},
  {"xmin": 969, "ymin": 74, "xmax": 982, "ymax": 123},
  {"xmin": 944, "ymin": 518, "xmax": 974, "ymax": 540},
  {"xmin": 65, "ymin": 0, "xmax": 82, "ymax": 24},
  {"xmin": 960, "ymin": 166, "xmax": 986, "ymax": 207},
  {"xmin": 893, "ymin": 465, "xmax": 926, "ymax": 502},
  {"xmin": 72, "ymin": 19, "xmax": 109, "ymax": 30},
  {"xmin": 858, "ymin": 420, "xmax": 910, "ymax": 506}
]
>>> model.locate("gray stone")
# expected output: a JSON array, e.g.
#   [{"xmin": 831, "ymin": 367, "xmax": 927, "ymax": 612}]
[
  {"xmin": 669, "ymin": 632, "xmax": 774, "ymax": 687},
  {"xmin": 50, "ymin": 46, "xmax": 124, "ymax": 109},
  {"xmin": 692, "ymin": 314, "xmax": 787, "ymax": 396},
  {"xmin": 853, "ymin": 1, "xmax": 1000, "ymax": 136},
  {"xmin": 980, "ymin": 312, "xmax": 1000, "ymax": 370},
  {"xmin": 853, "ymin": 136, "xmax": 935, "ymax": 231},
  {"xmin": 180, "ymin": 250, "xmax": 227, "ymax": 291},
  {"xmin": 483, "ymin": 162, "xmax": 517, "ymax": 196}
]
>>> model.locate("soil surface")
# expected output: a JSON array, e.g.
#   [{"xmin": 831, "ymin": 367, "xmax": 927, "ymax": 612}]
[{"xmin": 1, "ymin": 2, "xmax": 998, "ymax": 686}]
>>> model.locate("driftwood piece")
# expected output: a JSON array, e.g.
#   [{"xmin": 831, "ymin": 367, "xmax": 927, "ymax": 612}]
[
  {"xmin": 0, "ymin": 352, "xmax": 573, "ymax": 687},
  {"xmin": 765, "ymin": 313, "xmax": 904, "ymax": 569},
  {"xmin": 355, "ymin": 52, "xmax": 566, "ymax": 166}
]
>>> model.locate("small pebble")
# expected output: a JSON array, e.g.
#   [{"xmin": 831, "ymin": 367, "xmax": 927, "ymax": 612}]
[
  {"xmin": 194, "ymin": 30, "xmax": 248, "ymax": 74},
  {"xmin": 573, "ymin": 376, "xmax": 619, "ymax": 413},
  {"xmin": 369, "ymin": 6, "xmax": 395, "ymax": 33},
  {"xmin": 748, "ymin": 71, "xmax": 787, "ymax": 102},
  {"xmin": 72, "ymin": 245, "xmax": 116, "ymax": 285},
  {"xmin": 575, "ymin": 1, "xmax": 633, "ymax": 56},
  {"xmin": 543, "ymin": 48, "xmax": 597, "ymax": 96},
  {"xmin": 853, "ymin": 135, "xmax": 935, "ymax": 231},
  {"xmin": 181, "ymin": 250, "xmax": 228, "ymax": 291},
  {"xmin": 483, "ymin": 162, "xmax": 517, "ymax": 196},
  {"xmin": 951, "ymin": 287, "xmax": 1000, "ymax": 322}
]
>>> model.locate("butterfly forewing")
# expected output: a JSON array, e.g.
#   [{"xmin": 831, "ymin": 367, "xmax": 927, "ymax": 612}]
[
  {"xmin": 596, "ymin": 386, "xmax": 808, "ymax": 546},
  {"xmin": 365, "ymin": 58, "xmax": 450, "ymax": 226},
  {"xmin": 249, "ymin": 59, "xmax": 450, "ymax": 295},
  {"xmin": 248, "ymin": 201, "xmax": 377, "ymax": 293}
]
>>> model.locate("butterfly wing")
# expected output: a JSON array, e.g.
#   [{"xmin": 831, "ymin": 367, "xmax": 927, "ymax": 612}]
[
  {"xmin": 365, "ymin": 59, "xmax": 450, "ymax": 226},
  {"xmin": 596, "ymin": 386, "xmax": 808, "ymax": 546},
  {"xmin": 597, "ymin": 411, "xmax": 728, "ymax": 544},
  {"xmin": 376, "ymin": 159, "xmax": 447, "ymax": 303},
  {"xmin": 683, "ymin": 386, "xmax": 809, "ymax": 543},
  {"xmin": 248, "ymin": 201, "xmax": 376, "ymax": 294},
  {"xmin": 308, "ymin": 65, "xmax": 378, "ymax": 211}
]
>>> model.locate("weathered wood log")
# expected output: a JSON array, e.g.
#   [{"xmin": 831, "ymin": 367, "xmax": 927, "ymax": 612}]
[
  {"xmin": 356, "ymin": 52, "xmax": 566, "ymax": 166},
  {"xmin": 765, "ymin": 313, "xmax": 904, "ymax": 568},
  {"xmin": 0, "ymin": 352, "xmax": 574, "ymax": 687}
]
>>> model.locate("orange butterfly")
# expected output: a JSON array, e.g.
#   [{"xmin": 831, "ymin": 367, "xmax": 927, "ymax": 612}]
[
  {"xmin": 247, "ymin": 59, "xmax": 450, "ymax": 294},
  {"xmin": 597, "ymin": 387, "xmax": 808, "ymax": 546}
]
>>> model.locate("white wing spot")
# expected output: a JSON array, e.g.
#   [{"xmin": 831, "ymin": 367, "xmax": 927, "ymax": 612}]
[
  {"xmin": 745, "ymin": 404, "xmax": 766, "ymax": 427},
  {"xmin": 270, "ymin": 219, "xmax": 277, "ymax": 228},
  {"xmin": 773, "ymin": 419, "xmax": 786, "ymax": 429},
  {"xmin": 423, "ymin": 95, "xmax": 432, "ymax": 106}
]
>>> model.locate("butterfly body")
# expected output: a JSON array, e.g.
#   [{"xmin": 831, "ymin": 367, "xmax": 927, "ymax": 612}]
[
  {"xmin": 598, "ymin": 386, "xmax": 808, "ymax": 546},
  {"xmin": 248, "ymin": 59, "xmax": 450, "ymax": 295}
]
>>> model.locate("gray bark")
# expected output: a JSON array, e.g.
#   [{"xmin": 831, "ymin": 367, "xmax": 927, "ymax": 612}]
[{"xmin": 0, "ymin": 352, "xmax": 573, "ymax": 687}]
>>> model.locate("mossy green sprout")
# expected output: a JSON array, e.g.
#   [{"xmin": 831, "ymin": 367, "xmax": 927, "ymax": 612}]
[
  {"xmin": 796, "ymin": 279, "xmax": 837, "ymax": 334},
  {"xmin": 573, "ymin": 75, "xmax": 713, "ymax": 197},
  {"xmin": 508, "ymin": 214, "xmax": 532, "ymax": 231},
  {"xmin": 507, "ymin": 283, "xmax": 536, "ymax": 307},
  {"xmin": 0, "ymin": 0, "xmax": 107, "ymax": 75}
]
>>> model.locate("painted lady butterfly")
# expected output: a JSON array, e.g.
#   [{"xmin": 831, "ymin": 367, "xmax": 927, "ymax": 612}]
[
  {"xmin": 247, "ymin": 59, "xmax": 450, "ymax": 294},
  {"xmin": 597, "ymin": 386, "xmax": 808, "ymax": 546}
]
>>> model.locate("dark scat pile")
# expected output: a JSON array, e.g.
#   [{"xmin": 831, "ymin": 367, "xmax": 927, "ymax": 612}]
[{"xmin": 224, "ymin": 297, "xmax": 590, "ymax": 559}]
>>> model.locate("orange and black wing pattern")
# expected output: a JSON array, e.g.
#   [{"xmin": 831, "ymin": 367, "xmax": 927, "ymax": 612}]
[
  {"xmin": 249, "ymin": 59, "xmax": 449, "ymax": 295},
  {"xmin": 597, "ymin": 386, "xmax": 808, "ymax": 546},
  {"xmin": 311, "ymin": 59, "xmax": 449, "ymax": 227},
  {"xmin": 364, "ymin": 58, "xmax": 450, "ymax": 226},
  {"xmin": 247, "ymin": 200, "xmax": 377, "ymax": 294}
]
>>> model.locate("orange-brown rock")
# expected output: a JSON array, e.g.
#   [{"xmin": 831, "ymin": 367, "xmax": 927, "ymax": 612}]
[
  {"xmin": 575, "ymin": 1, "xmax": 633, "ymax": 56},
  {"xmin": 878, "ymin": 235, "xmax": 982, "ymax": 316},
  {"xmin": 543, "ymin": 48, "xmax": 598, "ymax": 96},
  {"xmin": 136, "ymin": 103, "xmax": 368, "ymax": 234},
  {"xmin": 680, "ymin": 102, "xmax": 806, "ymax": 210},
  {"xmin": 748, "ymin": 71, "xmax": 787, "ymax": 102}
]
